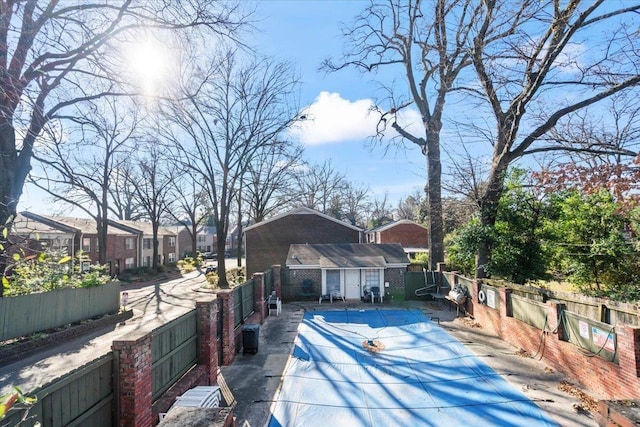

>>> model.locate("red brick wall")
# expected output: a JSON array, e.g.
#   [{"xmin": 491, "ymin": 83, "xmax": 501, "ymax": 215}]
[
  {"xmin": 378, "ymin": 223, "xmax": 428, "ymax": 248},
  {"xmin": 470, "ymin": 281, "xmax": 640, "ymax": 400},
  {"xmin": 106, "ymin": 235, "xmax": 137, "ymax": 272},
  {"xmin": 246, "ymin": 213, "xmax": 361, "ymax": 278}
]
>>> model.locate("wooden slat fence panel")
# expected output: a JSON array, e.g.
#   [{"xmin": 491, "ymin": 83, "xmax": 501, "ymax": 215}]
[
  {"xmin": 233, "ymin": 279, "xmax": 255, "ymax": 328},
  {"xmin": 0, "ymin": 281, "xmax": 120, "ymax": 342},
  {"xmin": 562, "ymin": 310, "xmax": 618, "ymax": 363},
  {"xmin": 151, "ymin": 310, "xmax": 198, "ymax": 401},
  {"xmin": 510, "ymin": 294, "xmax": 549, "ymax": 331},
  {"xmin": 404, "ymin": 271, "xmax": 438, "ymax": 300},
  {"xmin": 3, "ymin": 353, "xmax": 114, "ymax": 427}
]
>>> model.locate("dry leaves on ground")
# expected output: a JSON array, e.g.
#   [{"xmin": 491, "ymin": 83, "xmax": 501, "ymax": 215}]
[
  {"xmin": 362, "ymin": 339, "xmax": 385, "ymax": 353},
  {"xmin": 558, "ymin": 381, "xmax": 598, "ymax": 413},
  {"xmin": 457, "ymin": 317, "xmax": 481, "ymax": 328}
]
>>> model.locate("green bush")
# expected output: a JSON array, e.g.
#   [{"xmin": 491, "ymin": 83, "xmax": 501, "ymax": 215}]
[{"xmin": 5, "ymin": 249, "xmax": 112, "ymax": 296}]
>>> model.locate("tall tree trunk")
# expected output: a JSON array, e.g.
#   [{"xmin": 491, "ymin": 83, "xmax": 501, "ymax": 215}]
[
  {"xmin": 476, "ymin": 160, "xmax": 509, "ymax": 279},
  {"xmin": 0, "ymin": 121, "xmax": 19, "ymax": 297},
  {"xmin": 425, "ymin": 129, "xmax": 444, "ymax": 269}
]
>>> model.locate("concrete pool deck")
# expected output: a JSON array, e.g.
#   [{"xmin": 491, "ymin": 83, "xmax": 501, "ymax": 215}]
[{"xmin": 219, "ymin": 300, "xmax": 598, "ymax": 427}]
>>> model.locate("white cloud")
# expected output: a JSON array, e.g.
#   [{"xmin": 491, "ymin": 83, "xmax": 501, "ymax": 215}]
[
  {"xmin": 289, "ymin": 91, "xmax": 427, "ymax": 146},
  {"xmin": 289, "ymin": 91, "xmax": 379, "ymax": 145}
]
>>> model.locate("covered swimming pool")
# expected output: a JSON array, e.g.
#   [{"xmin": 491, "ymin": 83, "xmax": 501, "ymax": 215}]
[{"xmin": 268, "ymin": 308, "xmax": 559, "ymax": 426}]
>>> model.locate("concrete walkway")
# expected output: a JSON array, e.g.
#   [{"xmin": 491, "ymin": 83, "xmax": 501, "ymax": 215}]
[{"xmin": 220, "ymin": 300, "xmax": 598, "ymax": 427}]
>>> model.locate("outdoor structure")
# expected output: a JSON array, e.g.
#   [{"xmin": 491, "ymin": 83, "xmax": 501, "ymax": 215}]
[
  {"xmin": 243, "ymin": 207, "xmax": 363, "ymax": 279},
  {"xmin": 285, "ymin": 243, "xmax": 409, "ymax": 301},
  {"xmin": 20, "ymin": 212, "xmax": 141, "ymax": 275},
  {"xmin": 9, "ymin": 213, "xmax": 77, "ymax": 259},
  {"xmin": 365, "ymin": 219, "xmax": 429, "ymax": 258},
  {"xmin": 15, "ymin": 212, "xmax": 178, "ymax": 274},
  {"xmin": 110, "ymin": 219, "xmax": 179, "ymax": 267}
]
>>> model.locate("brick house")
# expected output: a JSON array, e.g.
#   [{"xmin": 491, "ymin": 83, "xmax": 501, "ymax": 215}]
[
  {"xmin": 10, "ymin": 213, "xmax": 77, "ymax": 259},
  {"xmin": 365, "ymin": 219, "xmax": 429, "ymax": 258},
  {"xmin": 110, "ymin": 220, "xmax": 178, "ymax": 267},
  {"xmin": 243, "ymin": 206, "xmax": 363, "ymax": 279},
  {"xmin": 20, "ymin": 212, "xmax": 139, "ymax": 275},
  {"xmin": 285, "ymin": 243, "xmax": 409, "ymax": 301}
]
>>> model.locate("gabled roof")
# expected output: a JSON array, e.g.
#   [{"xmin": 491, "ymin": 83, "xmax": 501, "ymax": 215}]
[
  {"xmin": 109, "ymin": 219, "xmax": 177, "ymax": 236},
  {"xmin": 366, "ymin": 219, "xmax": 428, "ymax": 233},
  {"xmin": 244, "ymin": 206, "xmax": 362, "ymax": 233},
  {"xmin": 286, "ymin": 243, "xmax": 409, "ymax": 269},
  {"xmin": 13, "ymin": 213, "xmax": 77, "ymax": 236},
  {"xmin": 21, "ymin": 212, "xmax": 136, "ymax": 235}
]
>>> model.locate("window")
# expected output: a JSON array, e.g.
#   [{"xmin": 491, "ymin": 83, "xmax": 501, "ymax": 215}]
[
  {"xmin": 82, "ymin": 237, "xmax": 91, "ymax": 252},
  {"xmin": 198, "ymin": 235, "xmax": 206, "ymax": 243},
  {"xmin": 125, "ymin": 257, "xmax": 135, "ymax": 269},
  {"xmin": 168, "ymin": 253, "xmax": 176, "ymax": 263},
  {"xmin": 143, "ymin": 238, "xmax": 153, "ymax": 250},
  {"xmin": 125, "ymin": 238, "xmax": 134, "ymax": 250},
  {"xmin": 364, "ymin": 269, "xmax": 380, "ymax": 291},
  {"xmin": 168, "ymin": 236, "xmax": 176, "ymax": 247}
]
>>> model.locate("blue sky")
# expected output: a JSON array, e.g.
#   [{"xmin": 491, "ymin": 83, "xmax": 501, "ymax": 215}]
[
  {"xmin": 250, "ymin": 0, "xmax": 426, "ymax": 202},
  {"xmin": 19, "ymin": 0, "xmax": 426, "ymax": 216}
]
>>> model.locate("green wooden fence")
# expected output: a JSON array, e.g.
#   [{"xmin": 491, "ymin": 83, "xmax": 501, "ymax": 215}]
[
  {"xmin": 510, "ymin": 294, "xmax": 548, "ymax": 331},
  {"xmin": 151, "ymin": 310, "xmax": 198, "ymax": 401},
  {"xmin": 4, "ymin": 354, "xmax": 114, "ymax": 427},
  {"xmin": 233, "ymin": 279, "xmax": 255, "ymax": 328},
  {"xmin": 562, "ymin": 310, "xmax": 618, "ymax": 363},
  {"xmin": 0, "ymin": 281, "xmax": 120, "ymax": 342}
]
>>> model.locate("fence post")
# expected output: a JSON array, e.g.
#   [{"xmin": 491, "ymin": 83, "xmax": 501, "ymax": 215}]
[
  {"xmin": 253, "ymin": 272, "xmax": 265, "ymax": 324},
  {"xmin": 617, "ymin": 324, "xmax": 640, "ymax": 378},
  {"xmin": 547, "ymin": 302, "xmax": 566, "ymax": 341},
  {"xmin": 217, "ymin": 290, "xmax": 236, "ymax": 365},
  {"xmin": 272, "ymin": 265, "xmax": 282, "ymax": 298},
  {"xmin": 112, "ymin": 335, "xmax": 153, "ymax": 427},
  {"xmin": 196, "ymin": 299, "xmax": 219, "ymax": 385}
]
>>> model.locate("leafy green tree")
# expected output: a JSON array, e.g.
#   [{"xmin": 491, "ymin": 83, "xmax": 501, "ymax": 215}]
[
  {"xmin": 545, "ymin": 190, "xmax": 637, "ymax": 298},
  {"xmin": 446, "ymin": 169, "xmax": 550, "ymax": 283}
]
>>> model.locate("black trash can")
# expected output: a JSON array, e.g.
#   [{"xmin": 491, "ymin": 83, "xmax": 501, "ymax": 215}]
[{"xmin": 242, "ymin": 323, "xmax": 259, "ymax": 354}]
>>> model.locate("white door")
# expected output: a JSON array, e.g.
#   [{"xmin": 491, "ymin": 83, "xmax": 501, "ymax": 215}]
[{"xmin": 345, "ymin": 270, "xmax": 361, "ymax": 299}]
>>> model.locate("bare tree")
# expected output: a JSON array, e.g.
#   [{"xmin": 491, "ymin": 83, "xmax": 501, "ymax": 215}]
[
  {"xmin": 163, "ymin": 50, "xmax": 300, "ymax": 288},
  {"xmin": 396, "ymin": 190, "xmax": 424, "ymax": 221},
  {"xmin": 130, "ymin": 144, "xmax": 175, "ymax": 270},
  {"xmin": 108, "ymin": 161, "xmax": 146, "ymax": 221},
  {"xmin": 324, "ymin": 0, "xmax": 489, "ymax": 268},
  {"xmin": 167, "ymin": 169, "xmax": 212, "ymax": 257},
  {"xmin": 468, "ymin": 0, "xmax": 640, "ymax": 277},
  {"xmin": 367, "ymin": 193, "xmax": 394, "ymax": 228},
  {"xmin": 0, "ymin": 0, "xmax": 246, "ymax": 295},
  {"xmin": 30, "ymin": 99, "xmax": 139, "ymax": 265},
  {"xmin": 342, "ymin": 182, "xmax": 371, "ymax": 227},
  {"xmin": 293, "ymin": 160, "xmax": 348, "ymax": 213},
  {"xmin": 534, "ymin": 92, "xmax": 640, "ymax": 204},
  {"xmin": 245, "ymin": 142, "xmax": 304, "ymax": 223}
]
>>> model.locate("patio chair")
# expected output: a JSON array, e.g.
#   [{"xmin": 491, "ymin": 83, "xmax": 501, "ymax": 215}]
[
  {"xmin": 299, "ymin": 279, "xmax": 315, "ymax": 297},
  {"xmin": 370, "ymin": 286, "xmax": 383, "ymax": 304},
  {"xmin": 267, "ymin": 294, "xmax": 282, "ymax": 316}
]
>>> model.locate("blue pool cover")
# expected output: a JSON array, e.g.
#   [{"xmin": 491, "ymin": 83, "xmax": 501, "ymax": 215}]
[{"xmin": 268, "ymin": 308, "xmax": 558, "ymax": 427}]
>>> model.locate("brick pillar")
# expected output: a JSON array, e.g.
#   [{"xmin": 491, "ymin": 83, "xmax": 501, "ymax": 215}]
[
  {"xmin": 253, "ymin": 272, "xmax": 265, "ymax": 324},
  {"xmin": 272, "ymin": 265, "xmax": 282, "ymax": 298},
  {"xmin": 498, "ymin": 287, "xmax": 511, "ymax": 339},
  {"xmin": 217, "ymin": 290, "xmax": 236, "ymax": 365},
  {"xmin": 196, "ymin": 299, "xmax": 219, "ymax": 385},
  {"xmin": 498, "ymin": 287, "xmax": 511, "ymax": 318},
  {"xmin": 617, "ymin": 324, "xmax": 640, "ymax": 378},
  {"xmin": 547, "ymin": 302, "xmax": 565, "ymax": 340},
  {"xmin": 112, "ymin": 335, "xmax": 153, "ymax": 427}
]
